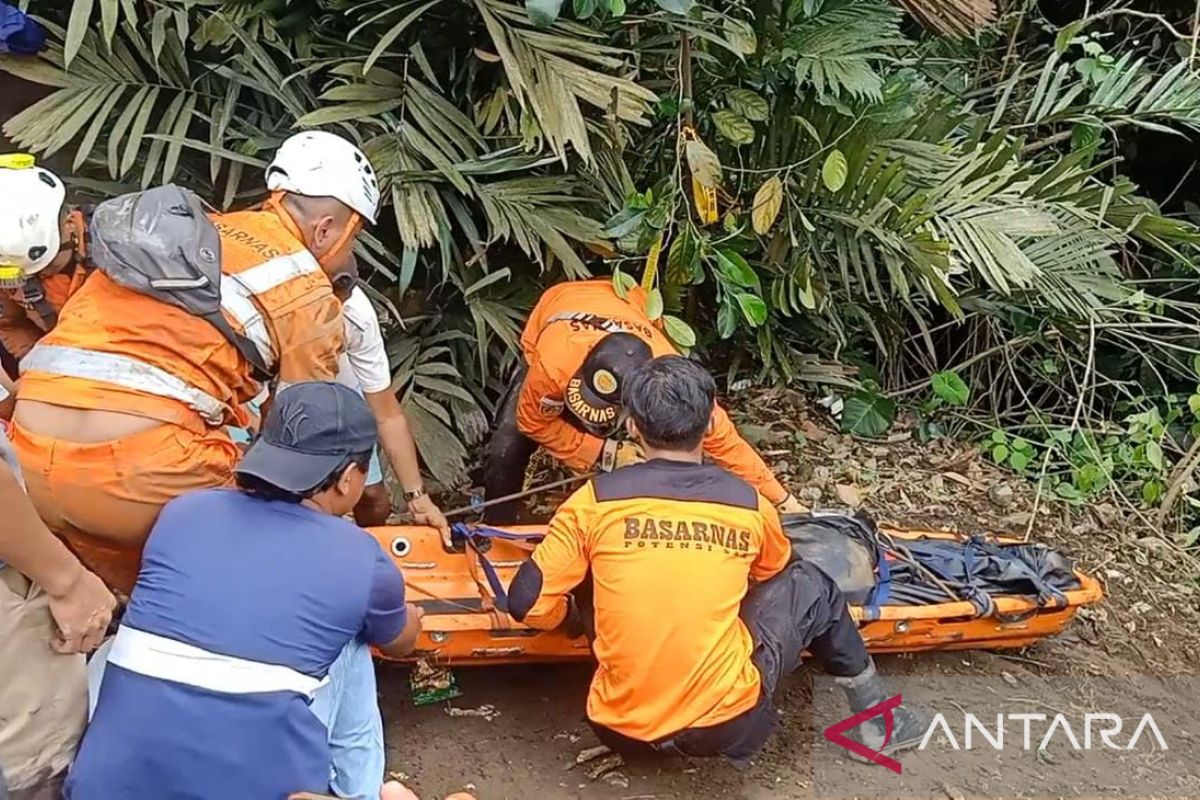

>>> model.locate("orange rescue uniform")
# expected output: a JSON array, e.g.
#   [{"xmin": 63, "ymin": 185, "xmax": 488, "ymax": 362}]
[
  {"xmin": 0, "ymin": 211, "xmax": 91, "ymax": 360},
  {"xmin": 518, "ymin": 460, "xmax": 792, "ymax": 741},
  {"xmin": 12, "ymin": 206, "xmax": 344, "ymax": 592},
  {"xmin": 518, "ymin": 280, "xmax": 787, "ymax": 503}
]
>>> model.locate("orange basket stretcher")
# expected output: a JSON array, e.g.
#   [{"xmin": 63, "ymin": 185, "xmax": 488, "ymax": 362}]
[{"xmin": 367, "ymin": 524, "xmax": 1102, "ymax": 666}]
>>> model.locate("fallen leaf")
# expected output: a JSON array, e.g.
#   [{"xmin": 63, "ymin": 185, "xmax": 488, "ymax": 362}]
[{"xmin": 835, "ymin": 484, "xmax": 862, "ymax": 507}]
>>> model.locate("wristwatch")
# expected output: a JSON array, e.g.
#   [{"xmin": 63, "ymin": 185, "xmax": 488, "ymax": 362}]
[{"xmin": 403, "ymin": 486, "xmax": 427, "ymax": 502}]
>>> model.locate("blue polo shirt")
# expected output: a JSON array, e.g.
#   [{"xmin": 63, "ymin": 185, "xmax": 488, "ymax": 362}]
[{"xmin": 66, "ymin": 489, "xmax": 407, "ymax": 800}]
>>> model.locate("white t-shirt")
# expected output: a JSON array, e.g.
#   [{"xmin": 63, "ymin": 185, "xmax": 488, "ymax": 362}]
[{"xmin": 336, "ymin": 286, "xmax": 391, "ymax": 395}]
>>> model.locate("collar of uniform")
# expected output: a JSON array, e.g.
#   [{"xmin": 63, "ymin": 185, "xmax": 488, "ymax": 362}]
[{"xmin": 640, "ymin": 457, "xmax": 705, "ymax": 469}]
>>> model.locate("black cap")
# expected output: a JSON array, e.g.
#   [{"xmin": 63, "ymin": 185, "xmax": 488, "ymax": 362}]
[
  {"xmin": 565, "ymin": 332, "xmax": 652, "ymax": 437},
  {"xmin": 236, "ymin": 381, "xmax": 378, "ymax": 493}
]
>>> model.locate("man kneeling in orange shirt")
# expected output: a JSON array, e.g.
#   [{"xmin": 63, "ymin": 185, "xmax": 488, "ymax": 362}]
[{"xmin": 508, "ymin": 355, "xmax": 926, "ymax": 762}]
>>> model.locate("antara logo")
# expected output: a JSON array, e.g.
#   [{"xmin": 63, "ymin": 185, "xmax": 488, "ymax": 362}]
[{"xmin": 823, "ymin": 695, "xmax": 905, "ymax": 775}]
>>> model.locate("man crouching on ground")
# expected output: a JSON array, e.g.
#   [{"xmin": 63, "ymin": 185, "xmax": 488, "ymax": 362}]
[
  {"xmin": 68, "ymin": 382, "xmax": 423, "ymax": 799},
  {"xmin": 508, "ymin": 355, "xmax": 926, "ymax": 762}
]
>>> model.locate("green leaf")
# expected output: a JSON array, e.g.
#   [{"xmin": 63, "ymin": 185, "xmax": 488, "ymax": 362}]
[
  {"xmin": 663, "ymin": 314, "xmax": 696, "ymax": 349},
  {"xmin": 526, "ymin": 0, "xmax": 565, "ymax": 26},
  {"xmin": 727, "ymin": 88, "xmax": 769, "ymax": 122},
  {"xmin": 64, "ymin": 0, "xmax": 96, "ymax": 68},
  {"xmin": 1009, "ymin": 450, "xmax": 1031, "ymax": 472},
  {"xmin": 991, "ymin": 444, "xmax": 1010, "ymax": 463},
  {"xmin": 734, "ymin": 292, "xmax": 768, "ymax": 326},
  {"xmin": 990, "ymin": 430, "xmax": 1007, "ymax": 444},
  {"xmin": 722, "ymin": 17, "xmax": 758, "ymax": 56},
  {"xmin": 1189, "ymin": 393, "xmax": 1200, "ymax": 417},
  {"xmin": 609, "ymin": 0, "xmax": 626, "ymax": 16},
  {"xmin": 931, "ymin": 370, "xmax": 970, "ymax": 406},
  {"xmin": 717, "ymin": 298, "xmax": 738, "ymax": 338},
  {"xmin": 366, "ymin": 0, "xmax": 443, "ymax": 72},
  {"xmin": 574, "ymin": 0, "xmax": 598, "ymax": 18},
  {"xmin": 821, "ymin": 149, "xmax": 848, "ymax": 192},
  {"xmin": 646, "ymin": 288, "xmax": 664, "ymax": 320},
  {"xmin": 842, "ymin": 391, "xmax": 896, "ymax": 437},
  {"xmin": 655, "ymin": 0, "xmax": 694, "ymax": 12},
  {"xmin": 714, "ymin": 248, "xmax": 757, "ymax": 288},
  {"xmin": 294, "ymin": 99, "xmax": 404, "ymax": 127},
  {"xmin": 1142, "ymin": 479, "xmax": 1164, "ymax": 505},
  {"xmin": 613, "ymin": 269, "xmax": 638, "ymax": 298},
  {"xmin": 712, "ymin": 110, "xmax": 755, "ymax": 145},
  {"xmin": 1145, "ymin": 440, "xmax": 1164, "ymax": 471},
  {"xmin": 751, "ymin": 176, "xmax": 783, "ymax": 235},
  {"xmin": 1055, "ymin": 20, "xmax": 1084, "ymax": 56}
]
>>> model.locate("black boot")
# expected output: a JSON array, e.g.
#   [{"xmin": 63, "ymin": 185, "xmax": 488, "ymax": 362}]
[{"xmin": 835, "ymin": 658, "xmax": 930, "ymax": 761}]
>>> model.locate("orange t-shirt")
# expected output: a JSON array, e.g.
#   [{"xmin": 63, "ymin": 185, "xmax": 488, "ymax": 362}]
[
  {"xmin": 519, "ymin": 459, "xmax": 792, "ymax": 741},
  {"xmin": 516, "ymin": 280, "xmax": 787, "ymax": 503}
]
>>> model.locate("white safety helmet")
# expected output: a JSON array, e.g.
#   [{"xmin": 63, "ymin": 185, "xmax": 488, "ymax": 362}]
[
  {"xmin": 0, "ymin": 154, "xmax": 67, "ymax": 286},
  {"xmin": 265, "ymin": 131, "xmax": 379, "ymax": 224}
]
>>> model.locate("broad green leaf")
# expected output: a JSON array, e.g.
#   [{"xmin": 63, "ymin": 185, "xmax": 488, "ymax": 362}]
[
  {"xmin": 685, "ymin": 138, "xmax": 721, "ymax": 187},
  {"xmin": 734, "ymin": 292, "xmax": 768, "ymax": 326},
  {"xmin": 1145, "ymin": 440, "xmax": 1164, "ymax": 471},
  {"xmin": 1009, "ymin": 450, "xmax": 1031, "ymax": 472},
  {"xmin": 717, "ymin": 298, "xmax": 738, "ymax": 338},
  {"xmin": 64, "ymin": 0, "xmax": 96, "ymax": 68},
  {"xmin": 613, "ymin": 269, "xmax": 638, "ymax": 298},
  {"xmin": 663, "ymin": 314, "xmax": 696, "ymax": 349},
  {"xmin": 992, "ymin": 444, "xmax": 1010, "ymax": 463},
  {"xmin": 1188, "ymin": 393, "xmax": 1200, "ymax": 417},
  {"xmin": 842, "ymin": 391, "xmax": 896, "ymax": 437},
  {"xmin": 723, "ymin": 17, "xmax": 757, "ymax": 56},
  {"xmin": 655, "ymin": 0, "xmax": 694, "ymax": 12},
  {"xmin": 712, "ymin": 110, "xmax": 755, "ymax": 145},
  {"xmin": 609, "ymin": 0, "xmax": 627, "ymax": 16},
  {"xmin": 714, "ymin": 248, "xmax": 757, "ymax": 288},
  {"xmin": 751, "ymin": 176, "xmax": 783, "ymax": 235},
  {"xmin": 574, "ymin": 0, "xmax": 598, "ymax": 18},
  {"xmin": 931, "ymin": 370, "xmax": 970, "ymax": 406},
  {"xmin": 645, "ymin": 288, "xmax": 664, "ymax": 320},
  {"xmin": 727, "ymin": 88, "xmax": 769, "ymax": 121},
  {"xmin": 821, "ymin": 149, "xmax": 848, "ymax": 192},
  {"xmin": 526, "ymin": 0, "xmax": 565, "ymax": 26},
  {"xmin": 1055, "ymin": 20, "xmax": 1085, "ymax": 55}
]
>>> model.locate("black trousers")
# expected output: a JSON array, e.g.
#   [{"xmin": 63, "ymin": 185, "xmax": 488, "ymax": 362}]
[
  {"xmin": 482, "ymin": 365, "xmax": 539, "ymax": 524},
  {"xmin": 591, "ymin": 560, "xmax": 870, "ymax": 761}
]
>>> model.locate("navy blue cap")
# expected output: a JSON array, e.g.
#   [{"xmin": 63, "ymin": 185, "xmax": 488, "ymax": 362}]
[{"xmin": 236, "ymin": 381, "xmax": 378, "ymax": 493}]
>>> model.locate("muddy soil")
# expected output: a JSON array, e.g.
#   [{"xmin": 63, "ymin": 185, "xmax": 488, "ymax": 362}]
[{"xmin": 385, "ymin": 389, "xmax": 1200, "ymax": 800}]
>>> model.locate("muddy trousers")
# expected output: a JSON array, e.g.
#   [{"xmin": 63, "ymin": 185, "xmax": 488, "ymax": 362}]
[
  {"xmin": 590, "ymin": 560, "xmax": 870, "ymax": 761},
  {"xmin": 482, "ymin": 366, "xmax": 539, "ymax": 524}
]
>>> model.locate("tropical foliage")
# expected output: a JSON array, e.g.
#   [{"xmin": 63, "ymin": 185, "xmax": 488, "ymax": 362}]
[{"xmin": 3, "ymin": 0, "xmax": 1200, "ymax": 532}]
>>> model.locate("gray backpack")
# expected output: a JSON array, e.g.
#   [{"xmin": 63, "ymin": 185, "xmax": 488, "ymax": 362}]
[{"xmin": 88, "ymin": 185, "xmax": 273, "ymax": 380}]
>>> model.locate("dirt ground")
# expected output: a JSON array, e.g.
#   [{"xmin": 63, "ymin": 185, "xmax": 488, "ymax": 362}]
[{"xmin": 381, "ymin": 389, "xmax": 1200, "ymax": 800}]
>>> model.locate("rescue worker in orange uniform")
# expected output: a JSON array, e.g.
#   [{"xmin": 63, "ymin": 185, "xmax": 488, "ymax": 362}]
[
  {"xmin": 10, "ymin": 131, "xmax": 380, "ymax": 593},
  {"xmin": 483, "ymin": 279, "xmax": 806, "ymax": 521},
  {"xmin": 0, "ymin": 155, "xmax": 90, "ymax": 374},
  {"xmin": 509, "ymin": 356, "xmax": 927, "ymax": 762}
]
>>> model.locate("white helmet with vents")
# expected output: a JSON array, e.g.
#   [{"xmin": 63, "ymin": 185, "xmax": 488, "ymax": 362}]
[
  {"xmin": 0, "ymin": 154, "xmax": 66, "ymax": 286},
  {"xmin": 265, "ymin": 131, "xmax": 379, "ymax": 224}
]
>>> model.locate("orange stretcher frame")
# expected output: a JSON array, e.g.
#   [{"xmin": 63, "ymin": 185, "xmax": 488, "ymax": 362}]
[{"xmin": 367, "ymin": 525, "xmax": 1104, "ymax": 665}]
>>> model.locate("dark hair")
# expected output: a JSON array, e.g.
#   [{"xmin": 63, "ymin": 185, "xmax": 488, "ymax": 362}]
[
  {"xmin": 236, "ymin": 450, "xmax": 372, "ymax": 504},
  {"xmin": 622, "ymin": 355, "xmax": 715, "ymax": 450}
]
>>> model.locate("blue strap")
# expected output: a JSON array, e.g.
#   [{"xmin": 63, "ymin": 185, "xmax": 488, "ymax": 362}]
[
  {"xmin": 862, "ymin": 545, "xmax": 891, "ymax": 620},
  {"xmin": 450, "ymin": 524, "xmax": 546, "ymax": 613}
]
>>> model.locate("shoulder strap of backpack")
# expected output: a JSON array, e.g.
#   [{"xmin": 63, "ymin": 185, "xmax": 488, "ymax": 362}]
[
  {"xmin": 21, "ymin": 277, "xmax": 58, "ymax": 331},
  {"xmin": 202, "ymin": 311, "xmax": 273, "ymax": 383}
]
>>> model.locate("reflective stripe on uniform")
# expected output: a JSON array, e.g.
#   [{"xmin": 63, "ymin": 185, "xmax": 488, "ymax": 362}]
[
  {"xmin": 234, "ymin": 251, "xmax": 321, "ymax": 295},
  {"xmin": 219, "ymin": 275, "xmax": 274, "ymax": 368},
  {"xmin": 544, "ymin": 312, "xmax": 627, "ymax": 334},
  {"xmin": 21, "ymin": 344, "xmax": 226, "ymax": 426},
  {"xmin": 107, "ymin": 625, "xmax": 328, "ymax": 698}
]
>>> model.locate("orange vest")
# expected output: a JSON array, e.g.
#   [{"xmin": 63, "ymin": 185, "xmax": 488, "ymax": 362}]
[{"xmin": 17, "ymin": 207, "xmax": 344, "ymax": 430}]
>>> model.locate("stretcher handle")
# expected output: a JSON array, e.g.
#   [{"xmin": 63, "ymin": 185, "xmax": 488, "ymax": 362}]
[{"xmin": 436, "ymin": 472, "xmax": 598, "ymax": 521}]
